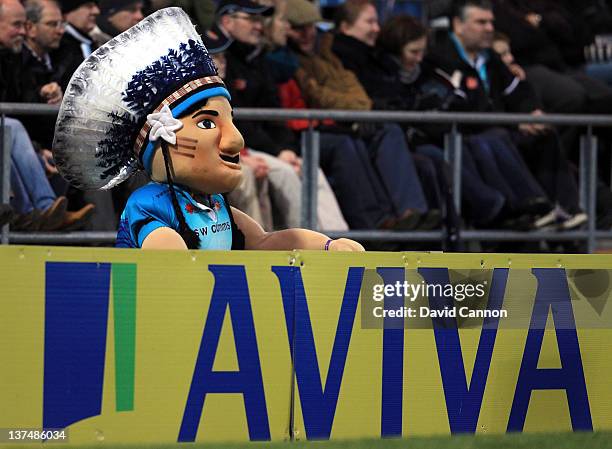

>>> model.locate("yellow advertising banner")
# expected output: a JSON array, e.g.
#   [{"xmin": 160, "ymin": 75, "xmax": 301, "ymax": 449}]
[{"xmin": 0, "ymin": 247, "xmax": 611, "ymax": 445}]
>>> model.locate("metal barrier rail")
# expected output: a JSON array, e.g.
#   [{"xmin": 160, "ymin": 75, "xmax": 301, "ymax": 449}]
[{"xmin": 1, "ymin": 103, "xmax": 611, "ymax": 251}]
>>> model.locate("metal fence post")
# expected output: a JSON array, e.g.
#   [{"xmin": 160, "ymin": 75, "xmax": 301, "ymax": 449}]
[
  {"xmin": 579, "ymin": 135, "xmax": 587, "ymax": 211},
  {"xmin": 444, "ymin": 123, "xmax": 462, "ymax": 214},
  {"xmin": 300, "ymin": 124, "xmax": 319, "ymax": 229},
  {"xmin": 588, "ymin": 128, "xmax": 598, "ymax": 253},
  {"xmin": 580, "ymin": 128, "xmax": 599, "ymax": 253},
  {"xmin": 1, "ymin": 114, "xmax": 10, "ymax": 245}
]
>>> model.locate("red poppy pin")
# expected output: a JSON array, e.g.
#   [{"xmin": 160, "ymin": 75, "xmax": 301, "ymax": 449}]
[
  {"xmin": 232, "ymin": 79, "xmax": 247, "ymax": 90},
  {"xmin": 214, "ymin": 200, "xmax": 221, "ymax": 211},
  {"xmin": 466, "ymin": 76, "xmax": 479, "ymax": 90},
  {"xmin": 185, "ymin": 203, "xmax": 195, "ymax": 214}
]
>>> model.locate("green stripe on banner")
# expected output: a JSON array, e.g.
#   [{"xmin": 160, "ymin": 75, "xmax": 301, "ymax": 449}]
[{"xmin": 112, "ymin": 263, "xmax": 137, "ymax": 412}]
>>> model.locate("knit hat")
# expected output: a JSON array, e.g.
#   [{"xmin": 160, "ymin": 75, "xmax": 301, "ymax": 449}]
[
  {"xmin": 53, "ymin": 7, "xmax": 230, "ymax": 190},
  {"xmin": 285, "ymin": 0, "xmax": 322, "ymax": 26},
  {"xmin": 61, "ymin": 0, "xmax": 98, "ymax": 14}
]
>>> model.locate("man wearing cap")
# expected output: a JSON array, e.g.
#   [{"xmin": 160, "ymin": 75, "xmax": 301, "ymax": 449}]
[
  {"xmin": 91, "ymin": 0, "xmax": 144, "ymax": 46},
  {"xmin": 215, "ymin": 0, "xmax": 301, "ymax": 167},
  {"xmin": 51, "ymin": 0, "xmax": 100, "ymax": 91},
  {"xmin": 285, "ymin": 0, "xmax": 370, "ymax": 111}
]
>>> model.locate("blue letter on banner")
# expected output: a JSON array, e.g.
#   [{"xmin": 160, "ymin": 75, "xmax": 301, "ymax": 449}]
[
  {"xmin": 378, "ymin": 267, "xmax": 405, "ymax": 437},
  {"xmin": 179, "ymin": 265, "xmax": 270, "ymax": 441},
  {"xmin": 272, "ymin": 266, "xmax": 364, "ymax": 440},
  {"xmin": 418, "ymin": 268, "xmax": 508, "ymax": 433},
  {"xmin": 43, "ymin": 262, "xmax": 111, "ymax": 430},
  {"xmin": 507, "ymin": 268, "xmax": 592, "ymax": 432}
]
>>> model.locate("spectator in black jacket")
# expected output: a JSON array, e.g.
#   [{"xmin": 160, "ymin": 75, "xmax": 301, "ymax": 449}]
[
  {"xmin": 427, "ymin": 0, "xmax": 586, "ymax": 229},
  {"xmin": 22, "ymin": 0, "xmax": 64, "ymax": 147},
  {"xmin": 51, "ymin": 0, "xmax": 99, "ymax": 91},
  {"xmin": 23, "ymin": 0, "xmax": 63, "ymax": 102}
]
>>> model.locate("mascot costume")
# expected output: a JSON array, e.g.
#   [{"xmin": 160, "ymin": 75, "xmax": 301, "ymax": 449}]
[{"xmin": 52, "ymin": 8, "xmax": 363, "ymax": 251}]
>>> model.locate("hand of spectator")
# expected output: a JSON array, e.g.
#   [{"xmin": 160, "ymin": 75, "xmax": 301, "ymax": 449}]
[
  {"xmin": 508, "ymin": 63, "xmax": 526, "ymax": 80},
  {"xmin": 278, "ymin": 149, "xmax": 302, "ymax": 175},
  {"xmin": 40, "ymin": 82, "xmax": 63, "ymax": 104},
  {"xmin": 241, "ymin": 154, "xmax": 270, "ymax": 180},
  {"xmin": 40, "ymin": 149, "xmax": 58, "ymax": 175},
  {"xmin": 525, "ymin": 13, "xmax": 542, "ymax": 27},
  {"xmin": 519, "ymin": 109, "xmax": 548, "ymax": 135}
]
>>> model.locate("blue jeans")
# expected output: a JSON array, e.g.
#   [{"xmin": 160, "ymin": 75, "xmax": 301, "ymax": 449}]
[
  {"xmin": 416, "ymin": 144, "xmax": 505, "ymax": 225},
  {"xmin": 365, "ymin": 123, "xmax": 428, "ymax": 214},
  {"xmin": 319, "ymin": 132, "xmax": 392, "ymax": 229},
  {"xmin": 467, "ymin": 129, "xmax": 546, "ymax": 211},
  {"xmin": 8, "ymin": 117, "xmax": 56, "ymax": 214},
  {"xmin": 319, "ymin": 126, "xmax": 429, "ymax": 229}
]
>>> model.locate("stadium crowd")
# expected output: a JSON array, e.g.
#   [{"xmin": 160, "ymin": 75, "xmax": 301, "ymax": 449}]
[{"xmin": 1, "ymin": 0, "xmax": 612, "ymax": 250}]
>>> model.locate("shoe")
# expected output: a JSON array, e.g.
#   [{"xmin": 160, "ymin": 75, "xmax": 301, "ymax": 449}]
[
  {"xmin": 534, "ymin": 208, "xmax": 557, "ymax": 229},
  {"xmin": 37, "ymin": 197, "xmax": 68, "ymax": 231},
  {"xmin": 560, "ymin": 212, "xmax": 588, "ymax": 230},
  {"xmin": 393, "ymin": 210, "xmax": 422, "ymax": 231},
  {"xmin": 11, "ymin": 209, "xmax": 42, "ymax": 231},
  {"xmin": 0, "ymin": 204, "xmax": 13, "ymax": 226},
  {"xmin": 58, "ymin": 204, "xmax": 95, "ymax": 231}
]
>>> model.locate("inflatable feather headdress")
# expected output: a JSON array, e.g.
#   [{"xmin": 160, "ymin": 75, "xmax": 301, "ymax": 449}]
[{"xmin": 53, "ymin": 7, "xmax": 230, "ymax": 190}]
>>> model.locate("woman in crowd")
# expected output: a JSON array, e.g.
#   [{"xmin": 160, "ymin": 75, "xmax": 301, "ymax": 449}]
[{"xmin": 376, "ymin": 13, "xmax": 585, "ymax": 229}]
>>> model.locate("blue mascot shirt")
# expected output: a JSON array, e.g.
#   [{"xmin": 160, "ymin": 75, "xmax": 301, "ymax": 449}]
[{"xmin": 116, "ymin": 182, "xmax": 235, "ymax": 249}]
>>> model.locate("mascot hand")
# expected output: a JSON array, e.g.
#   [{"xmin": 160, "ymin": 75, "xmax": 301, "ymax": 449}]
[{"xmin": 328, "ymin": 238, "xmax": 365, "ymax": 252}]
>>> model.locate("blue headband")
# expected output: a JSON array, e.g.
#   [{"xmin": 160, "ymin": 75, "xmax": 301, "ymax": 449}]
[{"xmin": 141, "ymin": 86, "xmax": 231, "ymax": 173}]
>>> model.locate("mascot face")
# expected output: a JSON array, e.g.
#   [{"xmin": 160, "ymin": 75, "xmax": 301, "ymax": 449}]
[{"xmin": 152, "ymin": 96, "xmax": 244, "ymax": 194}]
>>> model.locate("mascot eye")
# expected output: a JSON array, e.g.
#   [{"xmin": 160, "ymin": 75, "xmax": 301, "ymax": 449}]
[{"xmin": 197, "ymin": 119, "xmax": 216, "ymax": 129}]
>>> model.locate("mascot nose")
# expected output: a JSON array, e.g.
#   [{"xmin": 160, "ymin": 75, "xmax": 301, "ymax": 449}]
[{"xmin": 219, "ymin": 123, "xmax": 245, "ymax": 155}]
